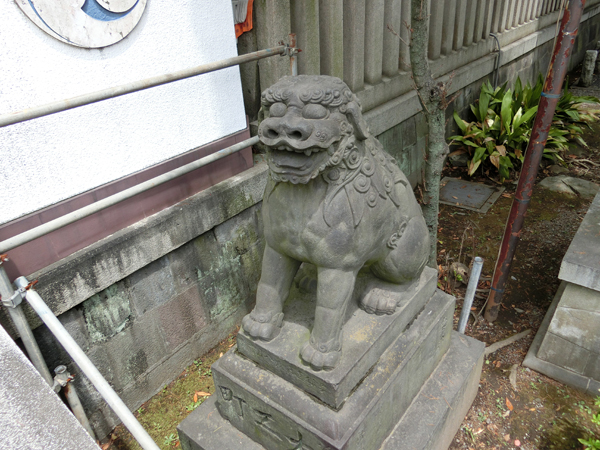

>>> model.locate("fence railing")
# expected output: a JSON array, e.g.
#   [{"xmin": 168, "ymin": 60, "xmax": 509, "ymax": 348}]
[
  {"xmin": 0, "ymin": 38, "xmax": 298, "ymax": 450},
  {"xmin": 285, "ymin": 0, "xmax": 599, "ymax": 112}
]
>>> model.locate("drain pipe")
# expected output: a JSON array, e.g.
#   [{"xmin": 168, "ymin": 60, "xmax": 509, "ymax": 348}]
[
  {"xmin": 484, "ymin": 0, "xmax": 585, "ymax": 322},
  {"xmin": 0, "ymin": 257, "xmax": 53, "ymax": 386},
  {"xmin": 490, "ymin": 33, "xmax": 501, "ymax": 88},
  {"xmin": 14, "ymin": 276, "xmax": 160, "ymax": 450},
  {"xmin": 54, "ymin": 365, "xmax": 96, "ymax": 441}
]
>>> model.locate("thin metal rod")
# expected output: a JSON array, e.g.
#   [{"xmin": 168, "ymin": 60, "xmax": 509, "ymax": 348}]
[
  {"xmin": 0, "ymin": 264, "xmax": 53, "ymax": 386},
  {"xmin": 0, "ymin": 135, "xmax": 259, "ymax": 254},
  {"xmin": 64, "ymin": 381, "xmax": 97, "ymax": 439},
  {"xmin": 0, "ymin": 48, "xmax": 286, "ymax": 128},
  {"xmin": 484, "ymin": 0, "xmax": 585, "ymax": 322},
  {"xmin": 289, "ymin": 33, "xmax": 298, "ymax": 76},
  {"xmin": 457, "ymin": 257, "xmax": 484, "ymax": 334},
  {"xmin": 14, "ymin": 276, "xmax": 160, "ymax": 450},
  {"xmin": 54, "ymin": 365, "xmax": 96, "ymax": 440},
  {"xmin": 489, "ymin": 33, "xmax": 501, "ymax": 88}
]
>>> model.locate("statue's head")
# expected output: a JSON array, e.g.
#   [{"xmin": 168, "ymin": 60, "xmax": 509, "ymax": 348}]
[{"xmin": 258, "ymin": 75, "xmax": 370, "ymax": 184}]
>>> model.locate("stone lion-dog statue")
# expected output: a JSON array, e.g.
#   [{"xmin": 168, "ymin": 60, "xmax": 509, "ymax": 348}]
[{"xmin": 242, "ymin": 75, "xmax": 429, "ymax": 371}]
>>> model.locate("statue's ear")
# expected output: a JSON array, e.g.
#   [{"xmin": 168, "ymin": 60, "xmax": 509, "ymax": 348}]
[{"xmin": 345, "ymin": 100, "xmax": 369, "ymax": 141}]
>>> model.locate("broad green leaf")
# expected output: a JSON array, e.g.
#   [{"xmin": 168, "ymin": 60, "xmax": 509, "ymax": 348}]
[
  {"xmin": 453, "ymin": 111, "xmax": 467, "ymax": 133},
  {"xmin": 479, "ymin": 89, "xmax": 490, "ymax": 124},
  {"xmin": 470, "ymin": 104, "xmax": 480, "ymax": 122},
  {"xmin": 468, "ymin": 158, "xmax": 482, "ymax": 176},
  {"xmin": 473, "ymin": 146, "xmax": 487, "ymax": 162},
  {"xmin": 515, "ymin": 105, "xmax": 538, "ymax": 128},
  {"xmin": 501, "ymin": 89, "xmax": 513, "ymax": 132}
]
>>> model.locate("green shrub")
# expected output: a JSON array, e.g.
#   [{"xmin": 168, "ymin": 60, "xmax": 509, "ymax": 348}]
[
  {"xmin": 449, "ymin": 75, "xmax": 600, "ymax": 180},
  {"xmin": 579, "ymin": 394, "xmax": 600, "ymax": 450}
]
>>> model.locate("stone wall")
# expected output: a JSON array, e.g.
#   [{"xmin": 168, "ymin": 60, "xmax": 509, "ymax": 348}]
[{"xmin": 3, "ymin": 166, "xmax": 268, "ymax": 438}]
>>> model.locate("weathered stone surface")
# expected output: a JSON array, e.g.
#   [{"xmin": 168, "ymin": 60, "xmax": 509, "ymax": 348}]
[
  {"xmin": 559, "ymin": 191, "xmax": 600, "ymax": 291},
  {"xmin": 581, "ymin": 50, "xmax": 598, "ymax": 86},
  {"xmin": 128, "ymin": 256, "xmax": 176, "ymax": 316},
  {"xmin": 0, "ymin": 324, "xmax": 99, "ymax": 450},
  {"xmin": 537, "ymin": 332, "xmax": 593, "ymax": 375},
  {"xmin": 525, "ymin": 281, "xmax": 600, "ymax": 396},
  {"xmin": 539, "ymin": 175, "xmax": 600, "ymax": 198},
  {"xmin": 244, "ymin": 75, "xmax": 430, "ymax": 371},
  {"xmin": 178, "ymin": 396, "xmax": 264, "ymax": 450},
  {"xmin": 208, "ymin": 291, "xmax": 454, "ymax": 450},
  {"xmin": 179, "ymin": 323, "xmax": 484, "ymax": 450},
  {"xmin": 381, "ymin": 333, "xmax": 485, "ymax": 450},
  {"xmin": 83, "ymin": 282, "xmax": 131, "ymax": 343},
  {"xmin": 237, "ymin": 266, "xmax": 437, "ymax": 408},
  {"xmin": 538, "ymin": 176, "xmax": 578, "ymax": 196}
]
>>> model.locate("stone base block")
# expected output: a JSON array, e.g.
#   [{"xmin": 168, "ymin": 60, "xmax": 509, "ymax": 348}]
[
  {"xmin": 178, "ymin": 331, "xmax": 484, "ymax": 450},
  {"xmin": 179, "ymin": 290, "xmax": 458, "ymax": 450},
  {"xmin": 524, "ymin": 281, "xmax": 600, "ymax": 396},
  {"xmin": 237, "ymin": 266, "xmax": 437, "ymax": 409}
]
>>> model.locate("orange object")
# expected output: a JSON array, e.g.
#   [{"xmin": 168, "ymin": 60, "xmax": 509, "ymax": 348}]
[{"xmin": 235, "ymin": 0, "xmax": 254, "ymax": 38}]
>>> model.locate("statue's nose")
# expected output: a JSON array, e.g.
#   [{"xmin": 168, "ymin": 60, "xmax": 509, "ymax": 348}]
[{"xmin": 282, "ymin": 120, "xmax": 313, "ymax": 141}]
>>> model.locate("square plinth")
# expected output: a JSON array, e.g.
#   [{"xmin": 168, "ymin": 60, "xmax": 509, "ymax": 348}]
[
  {"xmin": 178, "ymin": 329, "xmax": 485, "ymax": 450},
  {"xmin": 197, "ymin": 290, "xmax": 454, "ymax": 450},
  {"xmin": 237, "ymin": 266, "xmax": 437, "ymax": 409}
]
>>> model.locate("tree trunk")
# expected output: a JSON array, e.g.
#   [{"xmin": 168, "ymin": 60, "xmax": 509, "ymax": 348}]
[{"xmin": 409, "ymin": 0, "xmax": 449, "ymax": 267}]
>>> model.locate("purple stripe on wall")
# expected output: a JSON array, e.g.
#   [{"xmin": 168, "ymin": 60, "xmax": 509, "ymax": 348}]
[{"xmin": 0, "ymin": 126, "xmax": 254, "ymax": 280}]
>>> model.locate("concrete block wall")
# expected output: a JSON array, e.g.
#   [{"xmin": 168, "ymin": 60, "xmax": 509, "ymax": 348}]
[
  {"xmin": 27, "ymin": 200, "xmax": 265, "ymax": 437},
  {"xmin": 2, "ymin": 165, "xmax": 268, "ymax": 438}
]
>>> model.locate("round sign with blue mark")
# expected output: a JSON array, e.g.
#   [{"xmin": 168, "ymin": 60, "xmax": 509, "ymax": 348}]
[{"xmin": 15, "ymin": 0, "xmax": 147, "ymax": 48}]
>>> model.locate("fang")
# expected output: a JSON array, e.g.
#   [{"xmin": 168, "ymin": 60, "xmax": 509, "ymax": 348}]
[{"xmin": 304, "ymin": 150, "xmax": 312, "ymax": 156}]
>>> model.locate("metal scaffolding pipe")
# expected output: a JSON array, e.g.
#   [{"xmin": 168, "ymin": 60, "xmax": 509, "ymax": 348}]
[
  {"xmin": 54, "ymin": 365, "xmax": 96, "ymax": 440},
  {"xmin": 457, "ymin": 257, "xmax": 484, "ymax": 334},
  {"xmin": 14, "ymin": 276, "xmax": 160, "ymax": 450},
  {"xmin": 0, "ymin": 47, "xmax": 286, "ymax": 128},
  {"xmin": 0, "ymin": 135, "xmax": 259, "ymax": 254},
  {"xmin": 484, "ymin": 0, "xmax": 585, "ymax": 322},
  {"xmin": 0, "ymin": 262, "xmax": 53, "ymax": 386}
]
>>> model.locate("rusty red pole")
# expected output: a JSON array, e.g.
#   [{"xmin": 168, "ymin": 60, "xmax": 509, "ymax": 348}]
[{"xmin": 484, "ymin": 0, "xmax": 585, "ymax": 322}]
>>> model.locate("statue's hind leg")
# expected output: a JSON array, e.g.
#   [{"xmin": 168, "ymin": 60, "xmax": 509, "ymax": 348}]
[{"xmin": 360, "ymin": 216, "xmax": 430, "ymax": 314}]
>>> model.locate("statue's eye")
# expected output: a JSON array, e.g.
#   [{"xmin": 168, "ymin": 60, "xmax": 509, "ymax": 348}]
[
  {"xmin": 302, "ymin": 104, "xmax": 328, "ymax": 119},
  {"xmin": 269, "ymin": 102, "xmax": 287, "ymax": 117}
]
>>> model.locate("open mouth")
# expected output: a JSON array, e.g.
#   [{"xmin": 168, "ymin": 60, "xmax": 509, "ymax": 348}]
[
  {"xmin": 274, "ymin": 143, "xmax": 326, "ymax": 158},
  {"xmin": 268, "ymin": 144, "xmax": 331, "ymax": 174}
]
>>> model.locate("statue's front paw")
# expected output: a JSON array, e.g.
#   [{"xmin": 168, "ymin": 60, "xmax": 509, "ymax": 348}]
[
  {"xmin": 360, "ymin": 288, "xmax": 397, "ymax": 315},
  {"xmin": 300, "ymin": 338, "xmax": 341, "ymax": 371},
  {"xmin": 242, "ymin": 310, "xmax": 284, "ymax": 341}
]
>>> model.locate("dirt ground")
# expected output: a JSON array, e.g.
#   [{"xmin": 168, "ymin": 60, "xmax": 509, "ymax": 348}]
[
  {"xmin": 442, "ymin": 121, "xmax": 600, "ymax": 450},
  {"xmin": 105, "ymin": 124, "xmax": 600, "ymax": 450}
]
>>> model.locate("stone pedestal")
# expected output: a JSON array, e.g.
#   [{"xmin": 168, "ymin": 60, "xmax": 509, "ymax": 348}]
[
  {"xmin": 524, "ymin": 192, "xmax": 600, "ymax": 395},
  {"xmin": 179, "ymin": 269, "xmax": 484, "ymax": 450}
]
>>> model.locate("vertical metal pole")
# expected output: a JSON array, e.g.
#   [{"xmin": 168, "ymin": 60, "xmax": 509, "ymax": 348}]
[
  {"xmin": 0, "ymin": 259, "xmax": 53, "ymax": 386},
  {"xmin": 14, "ymin": 276, "xmax": 160, "ymax": 450},
  {"xmin": 54, "ymin": 365, "xmax": 97, "ymax": 440},
  {"xmin": 484, "ymin": 0, "xmax": 585, "ymax": 322},
  {"xmin": 457, "ymin": 257, "xmax": 484, "ymax": 334},
  {"xmin": 289, "ymin": 33, "xmax": 298, "ymax": 76}
]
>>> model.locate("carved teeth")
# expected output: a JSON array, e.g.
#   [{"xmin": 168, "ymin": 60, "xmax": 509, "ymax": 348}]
[{"xmin": 304, "ymin": 150, "xmax": 312, "ymax": 156}]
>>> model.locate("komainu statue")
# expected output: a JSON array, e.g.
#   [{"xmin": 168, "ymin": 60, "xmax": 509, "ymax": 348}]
[{"xmin": 242, "ymin": 75, "xmax": 430, "ymax": 370}]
